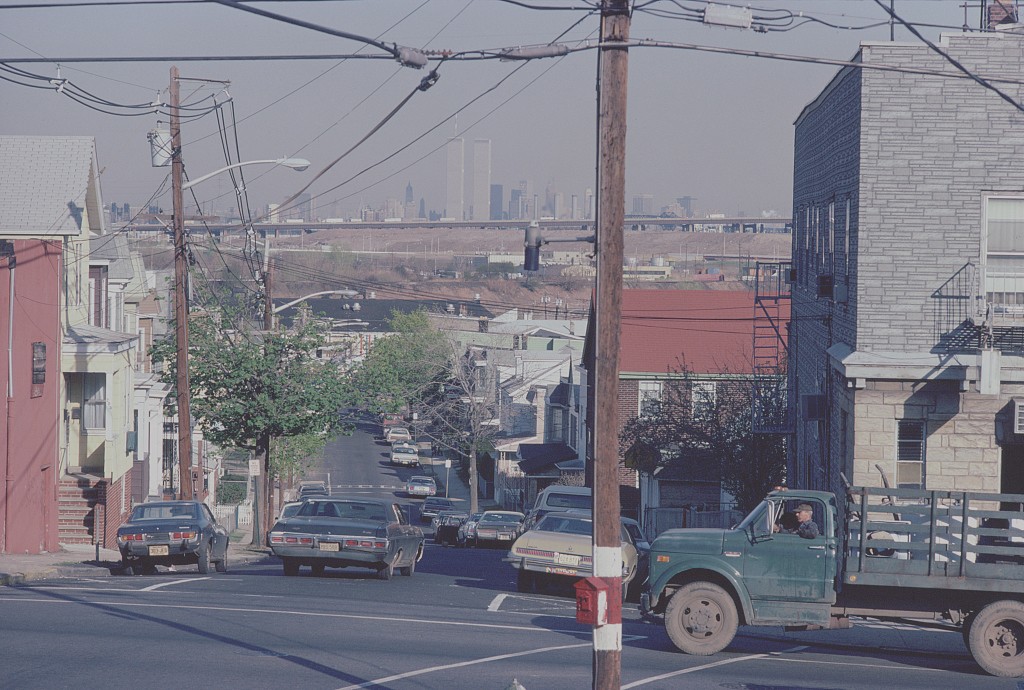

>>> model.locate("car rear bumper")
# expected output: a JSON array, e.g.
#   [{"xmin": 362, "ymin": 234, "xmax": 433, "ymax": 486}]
[
  {"xmin": 271, "ymin": 544, "xmax": 388, "ymax": 568},
  {"xmin": 120, "ymin": 542, "xmax": 201, "ymax": 565}
]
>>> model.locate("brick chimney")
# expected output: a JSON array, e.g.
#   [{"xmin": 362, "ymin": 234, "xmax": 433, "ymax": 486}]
[{"xmin": 988, "ymin": 1, "xmax": 1018, "ymax": 28}]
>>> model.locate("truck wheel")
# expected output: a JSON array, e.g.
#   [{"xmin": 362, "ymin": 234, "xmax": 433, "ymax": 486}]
[
  {"xmin": 968, "ymin": 600, "xmax": 1024, "ymax": 677},
  {"xmin": 962, "ymin": 612, "xmax": 975, "ymax": 648},
  {"xmin": 665, "ymin": 582, "xmax": 739, "ymax": 656}
]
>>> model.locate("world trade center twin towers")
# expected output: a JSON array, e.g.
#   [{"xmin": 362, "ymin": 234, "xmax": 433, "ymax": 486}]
[{"xmin": 445, "ymin": 137, "xmax": 491, "ymax": 222}]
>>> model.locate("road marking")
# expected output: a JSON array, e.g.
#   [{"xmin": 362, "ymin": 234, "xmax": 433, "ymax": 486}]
[
  {"xmin": 0, "ymin": 596, "xmax": 595, "ymax": 636},
  {"xmin": 762, "ymin": 655, "xmax": 947, "ymax": 672},
  {"xmin": 487, "ymin": 593, "xmax": 508, "ymax": 612},
  {"xmin": 140, "ymin": 577, "xmax": 210, "ymax": 592},
  {"xmin": 620, "ymin": 645, "xmax": 806, "ymax": 688},
  {"xmin": 335, "ymin": 641, "xmax": 592, "ymax": 690}
]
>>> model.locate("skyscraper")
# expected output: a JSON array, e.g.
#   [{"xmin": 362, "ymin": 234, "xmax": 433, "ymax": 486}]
[
  {"xmin": 490, "ymin": 184, "xmax": 504, "ymax": 220},
  {"xmin": 405, "ymin": 181, "xmax": 414, "ymax": 205},
  {"xmin": 445, "ymin": 138, "xmax": 464, "ymax": 220},
  {"xmin": 471, "ymin": 139, "xmax": 491, "ymax": 221}
]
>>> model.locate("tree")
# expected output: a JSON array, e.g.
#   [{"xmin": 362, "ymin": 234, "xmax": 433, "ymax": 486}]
[
  {"xmin": 349, "ymin": 310, "xmax": 500, "ymax": 514},
  {"xmin": 150, "ymin": 307, "xmax": 353, "ymax": 543},
  {"xmin": 619, "ymin": 362, "xmax": 787, "ymax": 514}
]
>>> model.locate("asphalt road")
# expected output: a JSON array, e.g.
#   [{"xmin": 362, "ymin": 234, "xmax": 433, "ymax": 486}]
[{"xmin": 0, "ymin": 421, "xmax": 1012, "ymax": 689}]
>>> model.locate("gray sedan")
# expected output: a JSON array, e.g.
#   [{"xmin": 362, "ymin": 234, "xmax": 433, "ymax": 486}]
[
  {"xmin": 268, "ymin": 497, "xmax": 424, "ymax": 580},
  {"xmin": 116, "ymin": 500, "xmax": 229, "ymax": 575}
]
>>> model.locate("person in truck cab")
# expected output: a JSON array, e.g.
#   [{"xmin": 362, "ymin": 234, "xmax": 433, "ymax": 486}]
[{"xmin": 775, "ymin": 503, "xmax": 819, "ymax": 539}]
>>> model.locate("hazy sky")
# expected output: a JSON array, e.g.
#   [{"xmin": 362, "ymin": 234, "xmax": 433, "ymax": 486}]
[{"xmin": 1, "ymin": 1, "xmax": 979, "ymax": 220}]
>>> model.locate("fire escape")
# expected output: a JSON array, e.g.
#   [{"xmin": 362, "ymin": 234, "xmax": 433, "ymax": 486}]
[{"xmin": 752, "ymin": 261, "xmax": 793, "ymax": 434}]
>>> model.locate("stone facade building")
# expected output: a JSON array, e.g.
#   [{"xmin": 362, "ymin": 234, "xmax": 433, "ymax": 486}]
[{"xmin": 789, "ymin": 30, "xmax": 1024, "ymax": 499}]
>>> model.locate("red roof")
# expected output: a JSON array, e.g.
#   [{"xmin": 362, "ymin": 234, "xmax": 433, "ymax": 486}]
[{"xmin": 617, "ymin": 290, "xmax": 787, "ymax": 375}]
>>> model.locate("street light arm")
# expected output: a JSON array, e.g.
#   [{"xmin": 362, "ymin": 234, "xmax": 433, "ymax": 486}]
[
  {"xmin": 182, "ymin": 158, "xmax": 310, "ymax": 190},
  {"xmin": 272, "ymin": 290, "xmax": 359, "ymax": 314}
]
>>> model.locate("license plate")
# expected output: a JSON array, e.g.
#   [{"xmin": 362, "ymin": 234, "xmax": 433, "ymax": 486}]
[
  {"xmin": 555, "ymin": 552, "xmax": 580, "ymax": 566},
  {"xmin": 148, "ymin": 545, "xmax": 169, "ymax": 556},
  {"xmin": 319, "ymin": 541, "xmax": 340, "ymax": 552}
]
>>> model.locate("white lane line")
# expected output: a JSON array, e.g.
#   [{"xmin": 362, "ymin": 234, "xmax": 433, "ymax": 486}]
[
  {"xmin": 762, "ymin": 655, "xmax": 947, "ymax": 672},
  {"xmin": 140, "ymin": 577, "xmax": 210, "ymax": 592},
  {"xmin": 335, "ymin": 641, "xmax": 592, "ymax": 690},
  {"xmin": 487, "ymin": 594, "xmax": 508, "ymax": 612},
  {"xmin": 0, "ymin": 597, "xmax": 593, "ymax": 636},
  {"xmin": 621, "ymin": 645, "xmax": 807, "ymax": 688}
]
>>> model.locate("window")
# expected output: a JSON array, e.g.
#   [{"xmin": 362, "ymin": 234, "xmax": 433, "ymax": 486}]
[
  {"xmin": 88, "ymin": 266, "xmax": 108, "ymax": 328},
  {"xmin": 31, "ymin": 342, "xmax": 45, "ymax": 397},
  {"xmin": 896, "ymin": 420, "xmax": 926, "ymax": 489},
  {"xmin": 984, "ymin": 197, "xmax": 1024, "ymax": 306},
  {"xmin": 83, "ymin": 373, "xmax": 106, "ymax": 430},
  {"xmin": 638, "ymin": 381, "xmax": 662, "ymax": 417},
  {"xmin": 691, "ymin": 381, "xmax": 716, "ymax": 419}
]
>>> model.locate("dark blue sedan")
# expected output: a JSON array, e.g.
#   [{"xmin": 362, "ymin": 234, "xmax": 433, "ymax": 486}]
[{"xmin": 116, "ymin": 500, "xmax": 229, "ymax": 575}]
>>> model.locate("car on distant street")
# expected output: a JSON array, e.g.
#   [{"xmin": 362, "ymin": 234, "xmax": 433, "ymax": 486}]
[
  {"xmin": 434, "ymin": 511, "xmax": 469, "ymax": 546},
  {"xmin": 504, "ymin": 512, "xmax": 638, "ymax": 597},
  {"xmin": 472, "ymin": 511, "xmax": 526, "ymax": 547},
  {"xmin": 297, "ymin": 480, "xmax": 330, "ymax": 498},
  {"xmin": 268, "ymin": 497, "xmax": 424, "ymax": 580},
  {"xmin": 458, "ymin": 512, "xmax": 484, "ymax": 546},
  {"xmin": 405, "ymin": 476, "xmax": 437, "ymax": 497},
  {"xmin": 420, "ymin": 496, "xmax": 456, "ymax": 523},
  {"xmin": 621, "ymin": 516, "xmax": 651, "ymax": 591},
  {"xmin": 390, "ymin": 442, "xmax": 420, "ymax": 467},
  {"xmin": 385, "ymin": 427, "xmax": 413, "ymax": 444},
  {"xmin": 117, "ymin": 500, "xmax": 229, "ymax": 575}
]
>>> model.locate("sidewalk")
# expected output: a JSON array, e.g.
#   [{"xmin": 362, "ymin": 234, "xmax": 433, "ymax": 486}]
[{"xmin": 0, "ymin": 511, "xmax": 269, "ymax": 585}]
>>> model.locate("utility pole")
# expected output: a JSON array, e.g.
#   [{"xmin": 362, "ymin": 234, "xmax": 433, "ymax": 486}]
[
  {"xmin": 170, "ymin": 65, "xmax": 193, "ymax": 501},
  {"xmin": 592, "ymin": 2, "xmax": 629, "ymax": 688},
  {"xmin": 252, "ymin": 238, "xmax": 273, "ymax": 546}
]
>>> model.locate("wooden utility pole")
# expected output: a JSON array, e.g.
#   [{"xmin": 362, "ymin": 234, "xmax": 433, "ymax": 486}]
[
  {"xmin": 170, "ymin": 66, "xmax": 193, "ymax": 501},
  {"xmin": 593, "ymin": 2, "xmax": 629, "ymax": 688},
  {"xmin": 252, "ymin": 239, "xmax": 273, "ymax": 546}
]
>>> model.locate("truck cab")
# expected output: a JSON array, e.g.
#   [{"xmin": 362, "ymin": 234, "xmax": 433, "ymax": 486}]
[{"xmin": 643, "ymin": 490, "xmax": 839, "ymax": 653}]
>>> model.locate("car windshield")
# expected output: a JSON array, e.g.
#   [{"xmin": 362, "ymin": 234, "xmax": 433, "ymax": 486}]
[
  {"xmin": 394, "ymin": 447, "xmax": 417, "ymax": 454},
  {"xmin": 390, "ymin": 428, "xmax": 409, "ymax": 435},
  {"xmin": 131, "ymin": 504, "xmax": 197, "ymax": 521},
  {"xmin": 624, "ymin": 523, "xmax": 646, "ymax": 543},
  {"xmin": 535, "ymin": 514, "xmax": 592, "ymax": 535},
  {"xmin": 425, "ymin": 500, "xmax": 453, "ymax": 510},
  {"xmin": 411, "ymin": 479, "xmax": 433, "ymax": 486},
  {"xmin": 280, "ymin": 503, "xmax": 302, "ymax": 519},
  {"xmin": 298, "ymin": 500, "xmax": 387, "ymax": 521},
  {"xmin": 546, "ymin": 494, "xmax": 591, "ymax": 510}
]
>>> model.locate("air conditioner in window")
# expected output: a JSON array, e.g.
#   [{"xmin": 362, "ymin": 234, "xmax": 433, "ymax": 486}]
[
  {"xmin": 816, "ymin": 274, "xmax": 834, "ymax": 299},
  {"xmin": 1014, "ymin": 399, "xmax": 1024, "ymax": 435}
]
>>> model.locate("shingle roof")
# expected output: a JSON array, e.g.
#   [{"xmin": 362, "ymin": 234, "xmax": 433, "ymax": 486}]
[
  {"xmin": 0, "ymin": 136, "xmax": 99, "ymax": 237},
  {"xmin": 617, "ymin": 290, "xmax": 788, "ymax": 375},
  {"xmin": 517, "ymin": 442, "xmax": 579, "ymax": 474}
]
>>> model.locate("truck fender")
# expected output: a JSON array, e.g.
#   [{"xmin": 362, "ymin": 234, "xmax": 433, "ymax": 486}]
[{"xmin": 651, "ymin": 556, "xmax": 753, "ymax": 624}]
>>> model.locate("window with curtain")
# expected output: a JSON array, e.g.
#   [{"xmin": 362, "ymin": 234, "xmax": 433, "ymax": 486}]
[
  {"xmin": 638, "ymin": 381, "xmax": 662, "ymax": 417},
  {"xmin": 985, "ymin": 197, "xmax": 1024, "ymax": 306},
  {"xmin": 83, "ymin": 373, "xmax": 106, "ymax": 430}
]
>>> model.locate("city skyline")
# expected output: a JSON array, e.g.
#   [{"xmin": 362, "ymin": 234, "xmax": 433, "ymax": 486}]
[{"xmin": 2, "ymin": 2, "xmax": 975, "ymax": 226}]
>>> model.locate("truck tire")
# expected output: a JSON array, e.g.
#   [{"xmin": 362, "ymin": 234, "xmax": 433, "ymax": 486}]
[
  {"xmin": 665, "ymin": 582, "xmax": 739, "ymax": 656},
  {"xmin": 968, "ymin": 600, "xmax": 1024, "ymax": 677}
]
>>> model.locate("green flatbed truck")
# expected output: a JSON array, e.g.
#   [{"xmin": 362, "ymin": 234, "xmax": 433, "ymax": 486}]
[{"xmin": 642, "ymin": 486, "xmax": 1024, "ymax": 677}]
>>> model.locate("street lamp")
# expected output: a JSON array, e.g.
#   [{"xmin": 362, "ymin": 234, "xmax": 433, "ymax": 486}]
[
  {"xmin": 271, "ymin": 290, "xmax": 359, "ymax": 314},
  {"xmin": 171, "ymin": 152, "xmax": 309, "ymax": 500},
  {"xmin": 182, "ymin": 158, "xmax": 310, "ymax": 190}
]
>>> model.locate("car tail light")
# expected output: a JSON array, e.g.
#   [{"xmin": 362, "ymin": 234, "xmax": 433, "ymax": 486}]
[
  {"xmin": 119, "ymin": 533, "xmax": 143, "ymax": 542},
  {"xmin": 299, "ymin": 537, "xmax": 313, "ymax": 545},
  {"xmin": 285, "ymin": 536, "xmax": 298, "ymax": 543},
  {"xmin": 269, "ymin": 534, "xmax": 284, "ymax": 544},
  {"xmin": 172, "ymin": 531, "xmax": 196, "ymax": 540},
  {"xmin": 374, "ymin": 540, "xmax": 387, "ymax": 549},
  {"xmin": 344, "ymin": 539, "xmax": 358, "ymax": 547}
]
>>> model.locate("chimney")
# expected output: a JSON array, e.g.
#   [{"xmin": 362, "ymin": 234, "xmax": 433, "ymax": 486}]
[
  {"xmin": 989, "ymin": 2, "xmax": 1018, "ymax": 28},
  {"xmin": 533, "ymin": 386, "xmax": 548, "ymax": 441}
]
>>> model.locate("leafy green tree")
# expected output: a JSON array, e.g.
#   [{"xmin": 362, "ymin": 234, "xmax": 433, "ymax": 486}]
[
  {"xmin": 150, "ymin": 308, "xmax": 353, "ymax": 543},
  {"xmin": 619, "ymin": 363, "xmax": 787, "ymax": 514}
]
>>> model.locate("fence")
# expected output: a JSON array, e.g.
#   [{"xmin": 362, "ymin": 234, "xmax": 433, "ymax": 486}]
[{"xmin": 213, "ymin": 502, "xmax": 253, "ymax": 534}]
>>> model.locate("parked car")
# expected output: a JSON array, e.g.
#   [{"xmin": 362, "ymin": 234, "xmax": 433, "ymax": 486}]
[
  {"xmin": 524, "ymin": 485, "xmax": 591, "ymax": 530},
  {"xmin": 434, "ymin": 511, "xmax": 469, "ymax": 546},
  {"xmin": 420, "ymin": 496, "xmax": 456, "ymax": 523},
  {"xmin": 458, "ymin": 512, "xmax": 485, "ymax": 546},
  {"xmin": 406, "ymin": 476, "xmax": 437, "ymax": 498},
  {"xmin": 275, "ymin": 501, "xmax": 304, "ymax": 522},
  {"xmin": 472, "ymin": 511, "xmax": 526, "ymax": 547},
  {"xmin": 504, "ymin": 513, "xmax": 638, "ymax": 597},
  {"xmin": 297, "ymin": 480, "xmax": 330, "ymax": 498},
  {"xmin": 117, "ymin": 500, "xmax": 229, "ymax": 575},
  {"xmin": 268, "ymin": 497, "xmax": 424, "ymax": 580},
  {"xmin": 385, "ymin": 427, "xmax": 413, "ymax": 444},
  {"xmin": 390, "ymin": 442, "xmax": 420, "ymax": 467},
  {"xmin": 620, "ymin": 516, "xmax": 651, "ymax": 591}
]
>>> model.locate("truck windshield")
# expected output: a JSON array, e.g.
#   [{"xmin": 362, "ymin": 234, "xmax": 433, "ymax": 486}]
[{"xmin": 732, "ymin": 500, "xmax": 771, "ymax": 531}]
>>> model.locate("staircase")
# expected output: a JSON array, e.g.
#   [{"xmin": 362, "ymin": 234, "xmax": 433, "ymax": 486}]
[{"xmin": 58, "ymin": 475, "xmax": 102, "ymax": 545}]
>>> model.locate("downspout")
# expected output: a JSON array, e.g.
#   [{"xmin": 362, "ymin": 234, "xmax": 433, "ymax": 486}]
[{"xmin": 2, "ymin": 242, "xmax": 15, "ymax": 552}]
